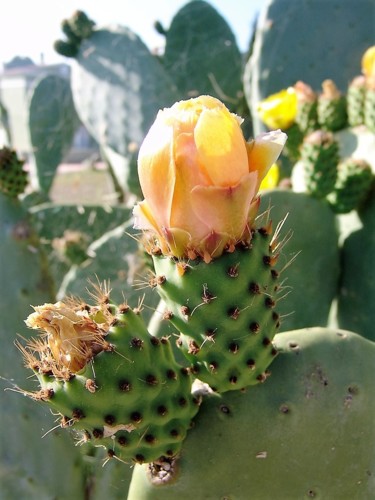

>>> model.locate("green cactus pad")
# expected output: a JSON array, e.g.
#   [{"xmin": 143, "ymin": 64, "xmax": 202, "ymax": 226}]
[
  {"xmin": 327, "ymin": 158, "xmax": 374, "ymax": 214},
  {"xmin": 300, "ymin": 130, "xmax": 339, "ymax": 198},
  {"xmin": 162, "ymin": 0, "xmax": 243, "ymax": 111},
  {"xmin": 296, "ymin": 100, "xmax": 318, "ymax": 135},
  {"xmin": 128, "ymin": 328, "xmax": 375, "ymax": 499},
  {"xmin": 0, "ymin": 147, "xmax": 28, "ymax": 197},
  {"xmin": 22, "ymin": 301, "xmax": 199, "ymax": 465},
  {"xmin": 152, "ymin": 227, "xmax": 284, "ymax": 393}
]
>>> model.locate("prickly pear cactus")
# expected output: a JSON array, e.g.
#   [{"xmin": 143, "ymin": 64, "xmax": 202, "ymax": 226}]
[
  {"xmin": 161, "ymin": 0, "xmax": 243, "ymax": 111},
  {"xmin": 152, "ymin": 223, "xmax": 282, "ymax": 393},
  {"xmin": 128, "ymin": 327, "xmax": 375, "ymax": 499},
  {"xmin": 0, "ymin": 147, "xmax": 86, "ymax": 499},
  {"xmin": 245, "ymin": 0, "xmax": 375, "ymax": 135},
  {"xmin": 21, "ymin": 295, "xmax": 200, "ymax": 465},
  {"xmin": 28, "ymin": 74, "xmax": 78, "ymax": 195},
  {"xmin": 54, "ymin": 10, "xmax": 179, "ymax": 196}
]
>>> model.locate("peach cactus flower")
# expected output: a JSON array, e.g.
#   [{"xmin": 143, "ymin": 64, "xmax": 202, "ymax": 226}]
[{"xmin": 133, "ymin": 95, "xmax": 286, "ymax": 262}]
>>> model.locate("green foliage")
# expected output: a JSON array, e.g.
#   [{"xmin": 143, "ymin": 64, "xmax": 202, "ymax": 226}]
[
  {"xmin": 128, "ymin": 328, "xmax": 375, "ymax": 499},
  {"xmin": 28, "ymin": 74, "xmax": 78, "ymax": 194},
  {"xmin": 161, "ymin": 0, "xmax": 243, "ymax": 111}
]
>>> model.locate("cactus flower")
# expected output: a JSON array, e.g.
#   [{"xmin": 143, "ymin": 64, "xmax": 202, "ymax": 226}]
[
  {"xmin": 133, "ymin": 95, "xmax": 286, "ymax": 262},
  {"xmin": 362, "ymin": 45, "xmax": 375, "ymax": 78},
  {"xmin": 257, "ymin": 88, "xmax": 297, "ymax": 129}
]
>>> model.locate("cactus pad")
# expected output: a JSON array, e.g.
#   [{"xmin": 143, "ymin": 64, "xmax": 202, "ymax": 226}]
[
  {"xmin": 152, "ymin": 225, "xmax": 285, "ymax": 393},
  {"xmin": 21, "ymin": 295, "xmax": 200, "ymax": 465}
]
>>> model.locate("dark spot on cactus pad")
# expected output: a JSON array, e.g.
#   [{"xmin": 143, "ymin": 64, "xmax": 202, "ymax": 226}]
[
  {"xmin": 227, "ymin": 306, "xmax": 240, "ymax": 319},
  {"xmin": 262, "ymin": 337, "xmax": 271, "ymax": 347},
  {"xmin": 288, "ymin": 341, "xmax": 299, "ymax": 350},
  {"xmin": 163, "ymin": 310, "xmax": 174, "ymax": 320},
  {"xmin": 117, "ymin": 435, "xmax": 128, "ymax": 446},
  {"xmin": 348, "ymin": 385, "xmax": 359, "ymax": 395},
  {"xmin": 131, "ymin": 337, "xmax": 144, "ymax": 349},
  {"xmin": 180, "ymin": 367, "xmax": 190, "ymax": 377},
  {"xmin": 161, "ymin": 336, "xmax": 169, "ymax": 345},
  {"xmin": 93, "ymin": 428, "xmax": 103, "ymax": 439},
  {"xmin": 229, "ymin": 342, "xmax": 239, "ymax": 353},
  {"xmin": 188, "ymin": 340, "xmax": 200, "ymax": 355},
  {"xmin": 279, "ymin": 404, "xmax": 290, "ymax": 414},
  {"xmin": 246, "ymin": 359, "xmax": 255, "ymax": 369},
  {"xmin": 209, "ymin": 360, "xmax": 218, "ymax": 371},
  {"xmin": 258, "ymin": 226, "xmax": 270, "ymax": 237},
  {"xmin": 170, "ymin": 429, "xmax": 180, "ymax": 438},
  {"xmin": 219, "ymin": 404, "xmax": 230, "ymax": 414},
  {"xmin": 263, "ymin": 255, "xmax": 272, "ymax": 266},
  {"xmin": 272, "ymin": 311, "xmax": 280, "ymax": 322},
  {"xmin": 150, "ymin": 336, "xmax": 160, "ymax": 346},
  {"xmin": 249, "ymin": 322, "xmax": 260, "ymax": 333},
  {"xmin": 249, "ymin": 282, "xmax": 260, "ymax": 294},
  {"xmin": 271, "ymin": 269, "xmax": 279, "ymax": 280},
  {"xmin": 130, "ymin": 411, "xmax": 142, "ymax": 423},
  {"xmin": 265, "ymin": 297, "xmax": 276, "ymax": 308},
  {"xmin": 336, "ymin": 331, "xmax": 347, "ymax": 339},
  {"xmin": 227, "ymin": 263, "xmax": 239, "ymax": 277},
  {"xmin": 157, "ymin": 405, "xmax": 168, "ymax": 416},
  {"xmin": 271, "ymin": 347, "xmax": 278, "ymax": 356},
  {"xmin": 176, "ymin": 337, "xmax": 183, "ymax": 348},
  {"xmin": 205, "ymin": 328, "xmax": 216, "ymax": 339},
  {"xmin": 191, "ymin": 363, "xmax": 200, "ymax": 375},
  {"xmin": 107, "ymin": 449, "xmax": 116, "ymax": 459},
  {"xmin": 119, "ymin": 379, "xmax": 132, "ymax": 392},
  {"xmin": 146, "ymin": 374, "xmax": 158, "ymax": 386},
  {"xmin": 135, "ymin": 454, "xmax": 145, "ymax": 463},
  {"xmin": 156, "ymin": 275, "xmax": 166, "ymax": 285},
  {"xmin": 181, "ymin": 305, "xmax": 190, "ymax": 317},
  {"xmin": 166, "ymin": 369, "xmax": 177, "ymax": 380},
  {"xmin": 72, "ymin": 408, "xmax": 85, "ymax": 420},
  {"xmin": 229, "ymin": 375, "xmax": 238, "ymax": 384},
  {"xmin": 166, "ymin": 449, "xmax": 174, "ymax": 457},
  {"xmin": 145, "ymin": 434, "xmax": 156, "ymax": 444},
  {"xmin": 104, "ymin": 414, "xmax": 116, "ymax": 426},
  {"xmin": 307, "ymin": 490, "xmax": 317, "ymax": 498},
  {"xmin": 178, "ymin": 397, "xmax": 187, "ymax": 407}
]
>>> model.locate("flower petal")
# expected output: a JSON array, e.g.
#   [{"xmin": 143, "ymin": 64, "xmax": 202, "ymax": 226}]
[
  {"xmin": 137, "ymin": 114, "xmax": 175, "ymax": 228},
  {"xmin": 133, "ymin": 200, "xmax": 159, "ymax": 232},
  {"xmin": 247, "ymin": 130, "xmax": 287, "ymax": 188},
  {"xmin": 194, "ymin": 107, "xmax": 248, "ymax": 186},
  {"xmin": 191, "ymin": 172, "xmax": 258, "ymax": 241},
  {"xmin": 257, "ymin": 88, "xmax": 297, "ymax": 129}
]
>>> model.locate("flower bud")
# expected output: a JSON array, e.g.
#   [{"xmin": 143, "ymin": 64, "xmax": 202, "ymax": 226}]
[{"xmin": 133, "ymin": 95, "xmax": 286, "ymax": 262}]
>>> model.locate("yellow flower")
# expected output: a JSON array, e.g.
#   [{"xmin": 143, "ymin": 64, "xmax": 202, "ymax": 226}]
[
  {"xmin": 257, "ymin": 88, "xmax": 297, "ymax": 129},
  {"xmin": 362, "ymin": 45, "xmax": 375, "ymax": 78},
  {"xmin": 259, "ymin": 163, "xmax": 279, "ymax": 191},
  {"xmin": 133, "ymin": 95, "xmax": 286, "ymax": 262}
]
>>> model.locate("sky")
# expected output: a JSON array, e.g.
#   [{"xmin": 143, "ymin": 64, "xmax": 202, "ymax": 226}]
[{"xmin": 0, "ymin": 0, "xmax": 266, "ymax": 67}]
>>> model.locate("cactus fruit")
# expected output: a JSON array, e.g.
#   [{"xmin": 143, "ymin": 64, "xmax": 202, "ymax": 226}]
[
  {"xmin": 128, "ymin": 327, "xmax": 375, "ymax": 499},
  {"xmin": 347, "ymin": 76, "xmax": 367, "ymax": 127},
  {"xmin": 327, "ymin": 158, "xmax": 374, "ymax": 214},
  {"xmin": 300, "ymin": 130, "xmax": 339, "ymax": 198},
  {"xmin": 20, "ymin": 294, "xmax": 200, "ymax": 465},
  {"xmin": 294, "ymin": 81, "xmax": 318, "ymax": 135},
  {"xmin": 317, "ymin": 80, "xmax": 348, "ymax": 132},
  {"xmin": 151, "ymin": 222, "xmax": 283, "ymax": 393},
  {"xmin": 364, "ymin": 76, "xmax": 375, "ymax": 132},
  {"xmin": 0, "ymin": 147, "xmax": 27, "ymax": 197}
]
